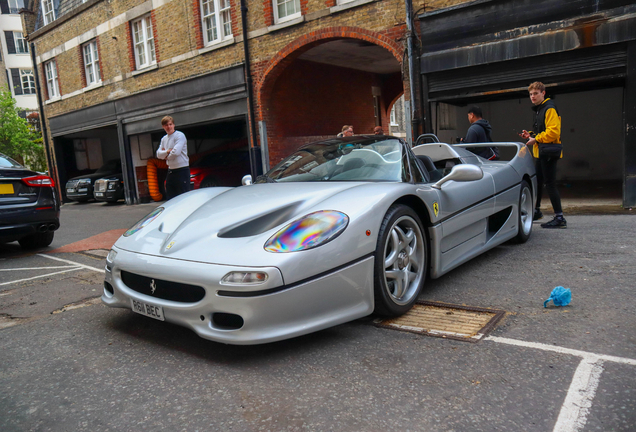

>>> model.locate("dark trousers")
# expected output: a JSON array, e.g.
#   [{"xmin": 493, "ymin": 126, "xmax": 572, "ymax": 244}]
[
  {"xmin": 535, "ymin": 156, "xmax": 562, "ymax": 214},
  {"xmin": 165, "ymin": 167, "xmax": 191, "ymax": 200}
]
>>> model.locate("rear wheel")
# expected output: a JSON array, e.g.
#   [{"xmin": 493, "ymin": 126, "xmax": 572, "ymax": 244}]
[
  {"xmin": 513, "ymin": 180, "xmax": 533, "ymax": 243},
  {"xmin": 19, "ymin": 231, "xmax": 54, "ymax": 249},
  {"xmin": 373, "ymin": 205, "xmax": 427, "ymax": 316}
]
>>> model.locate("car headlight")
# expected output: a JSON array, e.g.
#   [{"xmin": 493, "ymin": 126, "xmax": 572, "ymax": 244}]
[
  {"xmin": 77, "ymin": 178, "xmax": 92, "ymax": 186},
  {"xmin": 264, "ymin": 210, "xmax": 348, "ymax": 253},
  {"xmin": 124, "ymin": 207, "xmax": 164, "ymax": 237},
  {"xmin": 106, "ymin": 249, "xmax": 117, "ymax": 263},
  {"xmin": 108, "ymin": 183, "xmax": 116, "ymax": 190}
]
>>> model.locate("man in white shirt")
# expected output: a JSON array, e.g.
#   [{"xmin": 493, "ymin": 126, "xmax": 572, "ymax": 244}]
[{"xmin": 156, "ymin": 116, "xmax": 190, "ymax": 200}]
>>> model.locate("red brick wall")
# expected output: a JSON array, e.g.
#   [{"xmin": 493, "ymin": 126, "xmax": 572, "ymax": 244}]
[
  {"xmin": 266, "ymin": 59, "xmax": 385, "ymax": 162},
  {"xmin": 192, "ymin": 0, "xmax": 204, "ymax": 49}
]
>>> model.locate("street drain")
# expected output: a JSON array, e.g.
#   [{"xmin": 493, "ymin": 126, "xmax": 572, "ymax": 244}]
[{"xmin": 374, "ymin": 301, "xmax": 505, "ymax": 342}]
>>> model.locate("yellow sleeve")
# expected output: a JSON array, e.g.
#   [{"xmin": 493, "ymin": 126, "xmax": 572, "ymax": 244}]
[{"xmin": 535, "ymin": 108, "xmax": 561, "ymax": 144}]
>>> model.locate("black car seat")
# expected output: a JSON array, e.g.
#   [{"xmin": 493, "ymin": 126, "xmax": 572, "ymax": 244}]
[{"xmin": 416, "ymin": 155, "xmax": 443, "ymax": 182}]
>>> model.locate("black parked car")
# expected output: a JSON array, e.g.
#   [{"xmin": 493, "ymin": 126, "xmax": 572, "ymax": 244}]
[
  {"xmin": 94, "ymin": 173, "xmax": 124, "ymax": 202},
  {"xmin": 0, "ymin": 153, "xmax": 59, "ymax": 249},
  {"xmin": 65, "ymin": 159, "xmax": 121, "ymax": 202}
]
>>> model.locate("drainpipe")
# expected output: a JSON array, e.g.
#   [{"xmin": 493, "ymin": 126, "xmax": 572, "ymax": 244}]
[
  {"xmin": 240, "ymin": 0, "xmax": 262, "ymax": 177},
  {"xmin": 30, "ymin": 42, "xmax": 60, "ymax": 202},
  {"xmin": 405, "ymin": 0, "xmax": 419, "ymax": 144}
]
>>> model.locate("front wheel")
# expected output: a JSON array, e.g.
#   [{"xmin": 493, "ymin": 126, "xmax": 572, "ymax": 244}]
[
  {"xmin": 513, "ymin": 180, "xmax": 533, "ymax": 243},
  {"xmin": 373, "ymin": 205, "xmax": 427, "ymax": 316}
]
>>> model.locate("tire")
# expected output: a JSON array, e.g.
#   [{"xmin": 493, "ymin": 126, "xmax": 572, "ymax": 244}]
[
  {"xmin": 200, "ymin": 177, "xmax": 218, "ymax": 188},
  {"xmin": 19, "ymin": 231, "xmax": 55, "ymax": 249},
  {"xmin": 373, "ymin": 205, "xmax": 427, "ymax": 316},
  {"xmin": 513, "ymin": 180, "xmax": 533, "ymax": 243}
]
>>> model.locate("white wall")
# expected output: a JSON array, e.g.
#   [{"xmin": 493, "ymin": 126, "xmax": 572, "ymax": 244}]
[
  {"xmin": 431, "ymin": 87, "xmax": 624, "ymax": 181},
  {"xmin": 0, "ymin": 13, "xmax": 38, "ymax": 110}
]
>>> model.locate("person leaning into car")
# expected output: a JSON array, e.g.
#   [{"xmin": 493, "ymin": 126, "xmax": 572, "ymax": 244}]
[
  {"xmin": 520, "ymin": 81, "xmax": 566, "ymax": 229},
  {"xmin": 157, "ymin": 116, "xmax": 190, "ymax": 200}
]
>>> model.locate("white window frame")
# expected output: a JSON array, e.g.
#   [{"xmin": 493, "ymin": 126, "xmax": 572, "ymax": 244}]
[
  {"xmin": 131, "ymin": 15, "xmax": 156, "ymax": 70},
  {"xmin": 20, "ymin": 69, "xmax": 36, "ymax": 95},
  {"xmin": 273, "ymin": 0, "xmax": 301, "ymax": 24},
  {"xmin": 390, "ymin": 105, "xmax": 398, "ymax": 126},
  {"xmin": 13, "ymin": 32, "xmax": 28, "ymax": 54},
  {"xmin": 44, "ymin": 60, "xmax": 60, "ymax": 99},
  {"xmin": 41, "ymin": 0, "xmax": 55, "ymax": 25},
  {"xmin": 8, "ymin": 0, "xmax": 25, "ymax": 14},
  {"xmin": 83, "ymin": 41, "xmax": 101, "ymax": 86},
  {"xmin": 201, "ymin": 0, "xmax": 233, "ymax": 46},
  {"xmin": 336, "ymin": 0, "xmax": 355, "ymax": 4}
]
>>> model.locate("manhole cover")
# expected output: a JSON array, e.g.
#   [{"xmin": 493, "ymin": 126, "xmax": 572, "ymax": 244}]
[{"xmin": 374, "ymin": 301, "xmax": 505, "ymax": 342}]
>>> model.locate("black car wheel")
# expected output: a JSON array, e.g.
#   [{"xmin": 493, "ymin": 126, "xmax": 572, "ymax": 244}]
[
  {"xmin": 19, "ymin": 231, "xmax": 54, "ymax": 249},
  {"xmin": 373, "ymin": 205, "xmax": 427, "ymax": 316}
]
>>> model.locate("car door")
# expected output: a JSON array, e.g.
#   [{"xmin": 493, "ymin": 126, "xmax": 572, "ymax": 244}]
[{"xmin": 433, "ymin": 169, "xmax": 495, "ymax": 274}]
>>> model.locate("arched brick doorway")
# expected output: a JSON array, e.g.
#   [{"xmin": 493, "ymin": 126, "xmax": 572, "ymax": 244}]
[{"xmin": 257, "ymin": 27, "xmax": 405, "ymax": 167}]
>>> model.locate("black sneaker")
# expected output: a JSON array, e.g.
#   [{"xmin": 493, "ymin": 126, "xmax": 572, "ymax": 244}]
[
  {"xmin": 533, "ymin": 209, "xmax": 543, "ymax": 221},
  {"xmin": 541, "ymin": 216, "xmax": 567, "ymax": 229}
]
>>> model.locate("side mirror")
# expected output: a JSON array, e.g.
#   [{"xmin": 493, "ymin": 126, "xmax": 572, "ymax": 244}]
[
  {"xmin": 241, "ymin": 174, "xmax": 253, "ymax": 186},
  {"xmin": 432, "ymin": 164, "xmax": 483, "ymax": 190}
]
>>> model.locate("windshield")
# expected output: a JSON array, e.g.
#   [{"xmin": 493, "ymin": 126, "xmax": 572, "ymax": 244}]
[{"xmin": 261, "ymin": 138, "xmax": 405, "ymax": 183}]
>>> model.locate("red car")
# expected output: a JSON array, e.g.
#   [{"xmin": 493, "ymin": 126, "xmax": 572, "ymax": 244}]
[{"xmin": 189, "ymin": 151, "xmax": 250, "ymax": 189}]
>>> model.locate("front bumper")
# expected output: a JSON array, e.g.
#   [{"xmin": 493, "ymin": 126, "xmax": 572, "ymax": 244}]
[
  {"xmin": 94, "ymin": 188, "xmax": 123, "ymax": 202},
  {"xmin": 103, "ymin": 248, "xmax": 375, "ymax": 345}
]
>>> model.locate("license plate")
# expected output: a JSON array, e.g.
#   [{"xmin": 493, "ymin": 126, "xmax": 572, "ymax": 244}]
[
  {"xmin": 0, "ymin": 184, "xmax": 15, "ymax": 194},
  {"xmin": 67, "ymin": 188, "xmax": 74, "ymax": 193},
  {"xmin": 131, "ymin": 299, "xmax": 165, "ymax": 321},
  {"xmin": 95, "ymin": 192, "xmax": 104, "ymax": 197}
]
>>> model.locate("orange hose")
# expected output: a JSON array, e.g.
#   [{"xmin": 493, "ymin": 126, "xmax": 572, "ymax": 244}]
[{"xmin": 147, "ymin": 158, "xmax": 168, "ymax": 201}]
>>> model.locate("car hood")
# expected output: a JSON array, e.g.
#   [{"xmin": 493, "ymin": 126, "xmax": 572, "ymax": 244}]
[{"xmin": 114, "ymin": 182, "xmax": 382, "ymax": 266}]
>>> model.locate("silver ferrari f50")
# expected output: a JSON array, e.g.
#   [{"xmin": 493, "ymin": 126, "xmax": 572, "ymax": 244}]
[{"xmin": 103, "ymin": 136, "xmax": 536, "ymax": 344}]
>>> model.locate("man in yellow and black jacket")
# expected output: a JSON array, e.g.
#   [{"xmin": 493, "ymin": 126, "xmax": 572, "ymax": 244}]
[{"xmin": 520, "ymin": 82, "xmax": 567, "ymax": 229}]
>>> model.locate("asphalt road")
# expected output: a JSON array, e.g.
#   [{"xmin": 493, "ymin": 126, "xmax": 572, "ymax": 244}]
[{"xmin": 1, "ymin": 204, "xmax": 634, "ymax": 431}]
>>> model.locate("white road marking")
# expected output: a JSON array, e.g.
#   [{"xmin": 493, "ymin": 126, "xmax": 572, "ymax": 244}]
[
  {"xmin": 0, "ymin": 266, "xmax": 78, "ymax": 271},
  {"xmin": 486, "ymin": 336, "xmax": 636, "ymax": 366},
  {"xmin": 486, "ymin": 336, "xmax": 636, "ymax": 432},
  {"xmin": 553, "ymin": 357, "xmax": 604, "ymax": 432},
  {"xmin": 37, "ymin": 254, "xmax": 104, "ymax": 272},
  {"xmin": 0, "ymin": 268, "xmax": 82, "ymax": 286}
]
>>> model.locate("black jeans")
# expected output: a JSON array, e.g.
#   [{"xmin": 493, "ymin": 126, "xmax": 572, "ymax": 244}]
[
  {"xmin": 165, "ymin": 167, "xmax": 191, "ymax": 200},
  {"xmin": 535, "ymin": 156, "xmax": 562, "ymax": 214}
]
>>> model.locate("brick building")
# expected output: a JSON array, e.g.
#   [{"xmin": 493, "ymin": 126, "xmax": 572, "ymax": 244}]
[{"xmin": 21, "ymin": 0, "xmax": 413, "ymax": 204}]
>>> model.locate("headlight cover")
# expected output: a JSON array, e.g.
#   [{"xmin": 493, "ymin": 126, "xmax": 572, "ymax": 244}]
[
  {"xmin": 264, "ymin": 210, "xmax": 349, "ymax": 253},
  {"xmin": 124, "ymin": 207, "xmax": 164, "ymax": 237}
]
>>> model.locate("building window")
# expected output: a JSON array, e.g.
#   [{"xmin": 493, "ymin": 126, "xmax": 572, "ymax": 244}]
[
  {"xmin": 390, "ymin": 105, "xmax": 398, "ymax": 126},
  {"xmin": 8, "ymin": 0, "xmax": 25, "ymax": 14},
  {"xmin": 45, "ymin": 60, "xmax": 60, "ymax": 99},
  {"xmin": 201, "ymin": 0, "xmax": 232, "ymax": 45},
  {"xmin": 20, "ymin": 69, "xmax": 36, "ymax": 94},
  {"xmin": 41, "ymin": 0, "xmax": 55, "ymax": 25},
  {"xmin": 131, "ymin": 15, "xmax": 156, "ymax": 70},
  {"xmin": 274, "ymin": 0, "xmax": 300, "ymax": 24},
  {"xmin": 14, "ymin": 32, "xmax": 28, "ymax": 53},
  {"xmin": 83, "ymin": 41, "xmax": 101, "ymax": 85}
]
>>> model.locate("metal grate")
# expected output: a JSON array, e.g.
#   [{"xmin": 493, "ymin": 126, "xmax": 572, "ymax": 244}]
[
  {"xmin": 374, "ymin": 301, "xmax": 505, "ymax": 343},
  {"xmin": 121, "ymin": 271, "xmax": 206, "ymax": 303}
]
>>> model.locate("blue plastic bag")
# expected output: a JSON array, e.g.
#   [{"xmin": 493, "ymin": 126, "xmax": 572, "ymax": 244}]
[{"xmin": 544, "ymin": 286, "xmax": 572, "ymax": 308}]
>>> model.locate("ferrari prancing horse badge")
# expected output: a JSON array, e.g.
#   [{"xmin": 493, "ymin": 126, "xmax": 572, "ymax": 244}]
[{"xmin": 433, "ymin": 202, "xmax": 439, "ymax": 217}]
